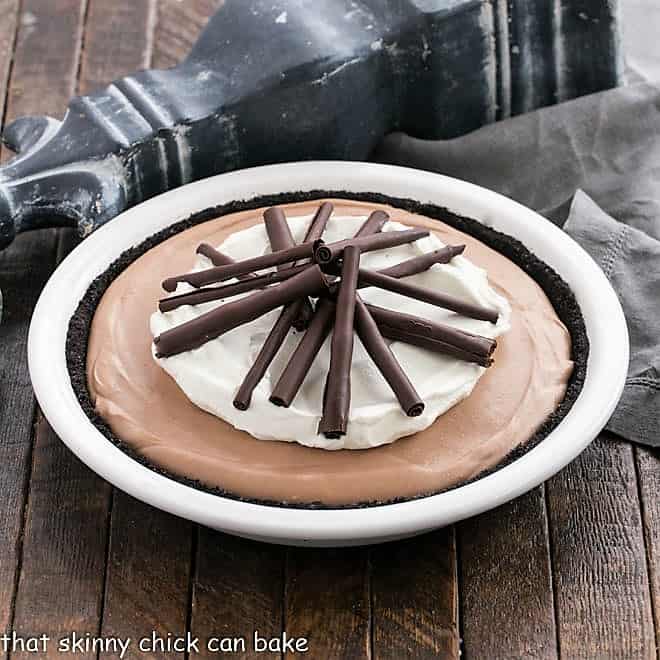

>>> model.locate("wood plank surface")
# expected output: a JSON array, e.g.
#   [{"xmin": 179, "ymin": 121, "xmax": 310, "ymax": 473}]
[
  {"xmin": 100, "ymin": 494, "xmax": 192, "ymax": 659},
  {"xmin": 459, "ymin": 487, "xmax": 558, "ymax": 659},
  {"xmin": 635, "ymin": 445, "xmax": 660, "ymax": 653},
  {"xmin": 0, "ymin": 8, "xmax": 43, "ymax": 639},
  {"xmin": 371, "ymin": 529, "xmax": 459, "ymax": 659},
  {"xmin": 285, "ymin": 547, "xmax": 370, "ymax": 659},
  {"xmin": 80, "ymin": 0, "xmax": 157, "ymax": 92},
  {"xmin": 547, "ymin": 435, "xmax": 656, "ymax": 659},
  {"xmin": 0, "ymin": 0, "xmax": 19, "ymax": 126},
  {"xmin": 190, "ymin": 528, "xmax": 285, "ymax": 659},
  {"xmin": 4, "ymin": 3, "xmax": 103, "ymax": 658},
  {"xmin": 153, "ymin": 0, "xmax": 223, "ymax": 71},
  {"xmin": 0, "ymin": 0, "xmax": 86, "ymax": 655},
  {"xmin": 10, "ymin": 411, "xmax": 110, "ymax": 660},
  {"xmin": 0, "ymin": 235, "xmax": 57, "ymax": 653}
]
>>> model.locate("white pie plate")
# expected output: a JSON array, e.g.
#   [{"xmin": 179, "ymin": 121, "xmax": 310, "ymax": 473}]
[{"xmin": 28, "ymin": 162, "xmax": 628, "ymax": 547}]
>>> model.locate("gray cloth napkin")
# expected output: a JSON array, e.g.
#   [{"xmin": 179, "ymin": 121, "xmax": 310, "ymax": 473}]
[{"xmin": 375, "ymin": 82, "xmax": 660, "ymax": 447}]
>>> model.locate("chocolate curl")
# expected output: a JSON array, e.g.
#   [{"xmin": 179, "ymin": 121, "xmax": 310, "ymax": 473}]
[
  {"xmin": 264, "ymin": 206, "xmax": 315, "ymax": 330},
  {"xmin": 159, "ymin": 264, "xmax": 308, "ymax": 312},
  {"xmin": 314, "ymin": 228, "xmax": 429, "ymax": 266},
  {"xmin": 162, "ymin": 241, "xmax": 316, "ymax": 292},
  {"xmin": 264, "ymin": 207, "xmax": 298, "ymax": 270},
  {"xmin": 366, "ymin": 304, "xmax": 497, "ymax": 367},
  {"xmin": 196, "ymin": 244, "xmax": 256, "ymax": 281},
  {"xmin": 269, "ymin": 204, "xmax": 380, "ymax": 409},
  {"xmin": 180, "ymin": 239, "xmax": 463, "ymax": 313},
  {"xmin": 354, "ymin": 296, "xmax": 424, "ymax": 417},
  {"xmin": 269, "ymin": 298, "xmax": 336, "ymax": 407},
  {"xmin": 292, "ymin": 201, "xmax": 334, "ymax": 327},
  {"xmin": 303, "ymin": 201, "xmax": 334, "ymax": 242},
  {"xmin": 353, "ymin": 210, "xmax": 389, "ymax": 237},
  {"xmin": 234, "ymin": 204, "xmax": 335, "ymax": 410},
  {"xmin": 233, "ymin": 300, "xmax": 305, "ymax": 410},
  {"xmin": 318, "ymin": 246, "xmax": 361, "ymax": 438},
  {"xmin": 379, "ymin": 244, "xmax": 465, "ymax": 278},
  {"xmin": 358, "ymin": 268, "xmax": 498, "ymax": 323},
  {"xmin": 325, "ymin": 207, "xmax": 390, "ymax": 282},
  {"xmin": 154, "ymin": 265, "xmax": 329, "ymax": 357},
  {"xmin": 326, "ymin": 243, "xmax": 466, "ymax": 281}
]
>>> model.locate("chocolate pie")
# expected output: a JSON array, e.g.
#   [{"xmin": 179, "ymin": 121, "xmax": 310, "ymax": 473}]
[{"xmin": 67, "ymin": 192, "xmax": 588, "ymax": 507}]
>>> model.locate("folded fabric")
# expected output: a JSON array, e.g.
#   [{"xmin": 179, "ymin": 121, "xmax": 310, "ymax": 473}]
[
  {"xmin": 376, "ymin": 82, "xmax": 660, "ymax": 237},
  {"xmin": 375, "ymin": 82, "xmax": 660, "ymax": 446},
  {"xmin": 564, "ymin": 192, "xmax": 659, "ymax": 447}
]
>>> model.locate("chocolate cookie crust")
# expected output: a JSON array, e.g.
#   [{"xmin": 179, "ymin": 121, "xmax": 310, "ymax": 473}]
[{"xmin": 66, "ymin": 190, "xmax": 589, "ymax": 509}]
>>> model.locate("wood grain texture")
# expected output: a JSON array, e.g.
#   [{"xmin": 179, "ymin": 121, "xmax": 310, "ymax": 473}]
[
  {"xmin": 5, "ymin": 0, "xmax": 86, "ymax": 126},
  {"xmin": 152, "ymin": 0, "xmax": 223, "ymax": 70},
  {"xmin": 635, "ymin": 446, "xmax": 660, "ymax": 653},
  {"xmin": 80, "ymin": 0, "xmax": 157, "ymax": 92},
  {"xmin": 547, "ymin": 435, "xmax": 655, "ymax": 659},
  {"xmin": 10, "ymin": 414, "xmax": 110, "ymax": 660},
  {"xmin": 190, "ymin": 528, "xmax": 284, "ymax": 660},
  {"xmin": 0, "ymin": 0, "xmax": 85, "ymax": 652},
  {"xmin": 285, "ymin": 548, "xmax": 370, "ymax": 659},
  {"xmin": 459, "ymin": 487, "xmax": 557, "ymax": 660},
  {"xmin": 0, "ymin": 233, "xmax": 57, "ymax": 648},
  {"xmin": 0, "ymin": 0, "xmax": 19, "ymax": 129},
  {"xmin": 372, "ymin": 528, "xmax": 459, "ymax": 660},
  {"xmin": 100, "ymin": 494, "xmax": 193, "ymax": 659},
  {"xmin": 0, "ymin": 2, "xmax": 35, "ymax": 639}
]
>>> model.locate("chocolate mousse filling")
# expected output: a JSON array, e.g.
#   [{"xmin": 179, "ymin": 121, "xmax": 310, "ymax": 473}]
[{"xmin": 66, "ymin": 191, "xmax": 588, "ymax": 508}]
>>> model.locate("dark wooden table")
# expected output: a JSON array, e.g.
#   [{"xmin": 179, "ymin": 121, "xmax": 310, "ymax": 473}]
[{"xmin": 0, "ymin": 2, "xmax": 658, "ymax": 658}]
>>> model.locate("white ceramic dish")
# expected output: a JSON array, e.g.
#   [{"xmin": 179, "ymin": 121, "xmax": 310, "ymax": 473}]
[{"xmin": 28, "ymin": 162, "xmax": 628, "ymax": 547}]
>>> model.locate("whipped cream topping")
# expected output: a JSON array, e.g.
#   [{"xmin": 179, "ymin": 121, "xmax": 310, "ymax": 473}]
[{"xmin": 151, "ymin": 214, "xmax": 511, "ymax": 450}]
